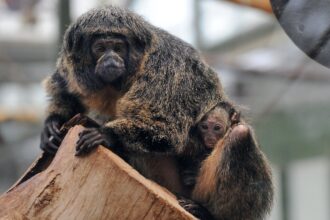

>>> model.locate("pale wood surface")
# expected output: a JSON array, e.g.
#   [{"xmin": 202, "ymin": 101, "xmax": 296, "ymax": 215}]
[{"xmin": 0, "ymin": 126, "xmax": 196, "ymax": 220}]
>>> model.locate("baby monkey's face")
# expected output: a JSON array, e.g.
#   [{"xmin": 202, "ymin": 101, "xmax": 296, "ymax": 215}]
[{"xmin": 198, "ymin": 107, "xmax": 230, "ymax": 149}]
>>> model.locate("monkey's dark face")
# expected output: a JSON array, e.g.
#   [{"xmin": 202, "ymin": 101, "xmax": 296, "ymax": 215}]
[
  {"xmin": 60, "ymin": 7, "xmax": 155, "ymax": 92},
  {"xmin": 92, "ymin": 36, "xmax": 128, "ymax": 83},
  {"xmin": 198, "ymin": 108, "xmax": 229, "ymax": 149},
  {"xmin": 64, "ymin": 31, "xmax": 145, "ymax": 92}
]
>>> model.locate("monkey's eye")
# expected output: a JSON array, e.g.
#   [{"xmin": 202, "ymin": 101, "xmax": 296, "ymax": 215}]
[
  {"xmin": 213, "ymin": 125, "xmax": 222, "ymax": 132},
  {"xmin": 112, "ymin": 43, "xmax": 126, "ymax": 56},
  {"xmin": 92, "ymin": 42, "xmax": 107, "ymax": 58},
  {"xmin": 200, "ymin": 124, "xmax": 208, "ymax": 130},
  {"xmin": 113, "ymin": 44, "xmax": 123, "ymax": 53},
  {"xmin": 95, "ymin": 45, "xmax": 106, "ymax": 52}
]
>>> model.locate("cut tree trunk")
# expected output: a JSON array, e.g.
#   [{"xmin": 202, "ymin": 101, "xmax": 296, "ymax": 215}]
[{"xmin": 0, "ymin": 126, "xmax": 196, "ymax": 220}]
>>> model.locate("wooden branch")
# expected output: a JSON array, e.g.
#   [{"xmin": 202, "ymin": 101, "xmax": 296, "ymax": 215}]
[
  {"xmin": 224, "ymin": 0, "xmax": 272, "ymax": 13},
  {"xmin": 0, "ymin": 126, "xmax": 196, "ymax": 220}
]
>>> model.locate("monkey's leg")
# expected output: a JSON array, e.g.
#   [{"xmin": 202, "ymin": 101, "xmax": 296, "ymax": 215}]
[{"xmin": 193, "ymin": 124, "xmax": 273, "ymax": 220}]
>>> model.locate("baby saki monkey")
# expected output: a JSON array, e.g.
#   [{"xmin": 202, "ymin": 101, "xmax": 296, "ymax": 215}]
[
  {"xmin": 180, "ymin": 116, "xmax": 274, "ymax": 220},
  {"xmin": 180, "ymin": 103, "xmax": 240, "ymax": 190}
]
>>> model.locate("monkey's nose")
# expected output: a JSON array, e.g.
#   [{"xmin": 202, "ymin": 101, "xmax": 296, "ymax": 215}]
[
  {"xmin": 103, "ymin": 58, "xmax": 124, "ymax": 69},
  {"xmin": 205, "ymin": 138, "xmax": 217, "ymax": 149},
  {"xmin": 103, "ymin": 51, "xmax": 125, "ymax": 68}
]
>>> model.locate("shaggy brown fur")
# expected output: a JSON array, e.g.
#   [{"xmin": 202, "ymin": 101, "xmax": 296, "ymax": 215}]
[
  {"xmin": 179, "ymin": 103, "xmax": 237, "ymax": 191},
  {"xmin": 42, "ymin": 6, "xmax": 224, "ymax": 155},
  {"xmin": 192, "ymin": 125, "xmax": 274, "ymax": 220},
  {"xmin": 40, "ymin": 6, "xmax": 273, "ymax": 220}
]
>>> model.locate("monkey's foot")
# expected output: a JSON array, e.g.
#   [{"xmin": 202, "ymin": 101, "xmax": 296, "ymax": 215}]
[
  {"xmin": 178, "ymin": 197, "xmax": 215, "ymax": 220},
  {"xmin": 75, "ymin": 128, "xmax": 112, "ymax": 156}
]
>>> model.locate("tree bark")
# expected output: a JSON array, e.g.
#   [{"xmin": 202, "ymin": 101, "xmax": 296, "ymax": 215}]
[{"xmin": 0, "ymin": 126, "xmax": 195, "ymax": 220}]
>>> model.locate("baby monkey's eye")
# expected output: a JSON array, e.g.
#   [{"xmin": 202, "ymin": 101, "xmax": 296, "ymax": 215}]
[{"xmin": 213, "ymin": 125, "xmax": 222, "ymax": 131}]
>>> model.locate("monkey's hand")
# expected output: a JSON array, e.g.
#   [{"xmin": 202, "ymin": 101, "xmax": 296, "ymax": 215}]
[
  {"xmin": 178, "ymin": 196, "xmax": 215, "ymax": 220},
  {"xmin": 40, "ymin": 115, "xmax": 65, "ymax": 155},
  {"xmin": 75, "ymin": 127, "xmax": 115, "ymax": 156}
]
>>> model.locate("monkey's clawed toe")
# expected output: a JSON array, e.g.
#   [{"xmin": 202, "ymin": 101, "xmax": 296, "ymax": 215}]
[
  {"xmin": 40, "ymin": 119, "xmax": 65, "ymax": 155},
  {"xmin": 40, "ymin": 133, "xmax": 60, "ymax": 155},
  {"xmin": 178, "ymin": 197, "xmax": 215, "ymax": 220},
  {"xmin": 75, "ymin": 128, "xmax": 111, "ymax": 156}
]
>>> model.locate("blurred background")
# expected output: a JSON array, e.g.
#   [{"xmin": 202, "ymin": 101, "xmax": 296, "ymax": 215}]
[{"xmin": 0, "ymin": 0, "xmax": 329, "ymax": 219}]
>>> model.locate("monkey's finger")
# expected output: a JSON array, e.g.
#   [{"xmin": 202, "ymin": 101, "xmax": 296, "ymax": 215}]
[
  {"xmin": 78, "ymin": 128, "xmax": 100, "ymax": 138},
  {"xmin": 178, "ymin": 198, "xmax": 195, "ymax": 209},
  {"xmin": 40, "ymin": 134, "xmax": 59, "ymax": 155},
  {"xmin": 47, "ymin": 123, "xmax": 62, "ymax": 143},
  {"xmin": 46, "ymin": 137, "xmax": 61, "ymax": 153},
  {"xmin": 178, "ymin": 198, "xmax": 215, "ymax": 220},
  {"xmin": 76, "ymin": 130, "xmax": 101, "ymax": 147},
  {"xmin": 78, "ymin": 128, "xmax": 98, "ymax": 138},
  {"xmin": 88, "ymin": 138, "xmax": 104, "ymax": 149},
  {"xmin": 80, "ymin": 136, "xmax": 104, "ymax": 151},
  {"xmin": 53, "ymin": 122, "xmax": 67, "ymax": 138},
  {"xmin": 75, "ymin": 137, "xmax": 103, "ymax": 156},
  {"xmin": 48, "ymin": 130, "xmax": 62, "ymax": 144},
  {"xmin": 75, "ymin": 130, "xmax": 99, "ymax": 152},
  {"xmin": 48, "ymin": 138, "xmax": 61, "ymax": 151},
  {"xmin": 51, "ymin": 121, "xmax": 61, "ymax": 134},
  {"xmin": 45, "ymin": 133, "xmax": 61, "ymax": 150},
  {"xmin": 77, "ymin": 130, "xmax": 100, "ymax": 141}
]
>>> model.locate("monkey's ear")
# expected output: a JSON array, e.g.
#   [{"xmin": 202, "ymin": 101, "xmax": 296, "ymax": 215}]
[{"xmin": 229, "ymin": 107, "xmax": 241, "ymax": 125}]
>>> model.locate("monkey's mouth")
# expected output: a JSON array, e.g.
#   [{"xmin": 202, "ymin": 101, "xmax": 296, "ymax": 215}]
[
  {"xmin": 94, "ymin": 64, "xmax": 125, "ymax": 83},
  {"xmin": 205, "ymin": 139, "xmax": 217, "ymax": 149}
]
